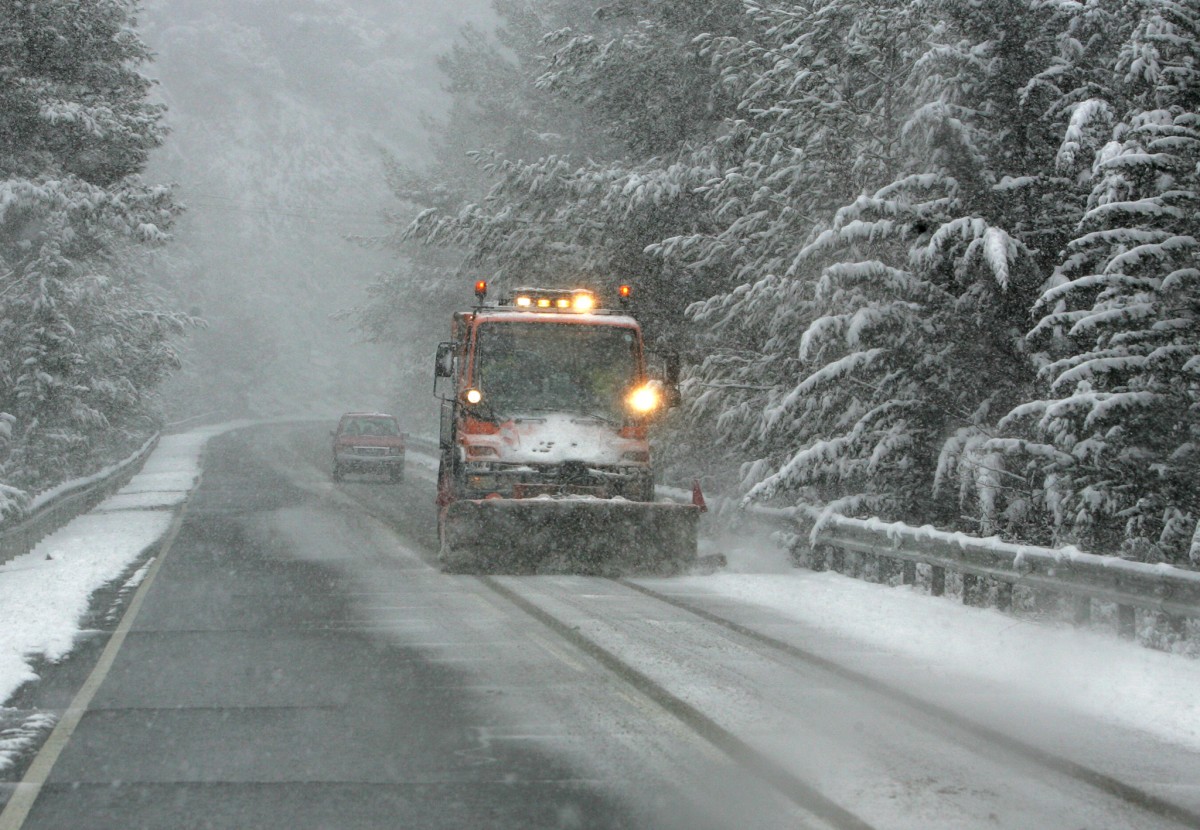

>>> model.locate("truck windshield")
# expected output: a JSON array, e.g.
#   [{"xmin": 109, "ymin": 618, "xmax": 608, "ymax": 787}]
[{"xmin": 474, "ymin": 321, "xmax": 640, "ymax": 419}]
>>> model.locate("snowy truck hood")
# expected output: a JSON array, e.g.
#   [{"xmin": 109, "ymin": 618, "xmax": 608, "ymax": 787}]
[{"xmin": 477, "ymin": 413, "xmax": 639, "ymax": 466}]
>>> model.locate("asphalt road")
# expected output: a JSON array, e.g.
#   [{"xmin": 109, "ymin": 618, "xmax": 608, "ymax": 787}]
[
  {"xmin": 2, "ymin": 423, "xmax": 1197, "ymax": 829},
  {"xmin": 1, "ymin": 424, "xmax": 805, "ymax": 830}
]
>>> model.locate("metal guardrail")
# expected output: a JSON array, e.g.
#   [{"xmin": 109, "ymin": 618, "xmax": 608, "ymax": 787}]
[
  {"xmin": 0, "ymin": 434, "xmax": 160, "ymax": 567},
  {"xmin": 819, "ymin": 515, "xmax": 1200, "ymax": 613},
  {"xmin": 731, "ymin": 500, "xmax": 1200, "ymax": 638}
]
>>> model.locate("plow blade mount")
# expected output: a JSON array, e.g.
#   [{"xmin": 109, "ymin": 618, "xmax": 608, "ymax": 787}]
[{"xmin": 440, "ymin": 498, "xmax": 699, "ymax": 575}]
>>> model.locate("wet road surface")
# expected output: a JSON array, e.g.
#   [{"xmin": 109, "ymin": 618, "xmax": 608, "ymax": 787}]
[{"xmin": 1, "ymin": 425, "xmax": 804, "ymax": 829}]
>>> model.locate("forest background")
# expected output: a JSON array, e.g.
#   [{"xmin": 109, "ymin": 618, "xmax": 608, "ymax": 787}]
[{"xmin": 2, "ymin": 0, "xmax": 1198, "ymax": 568}]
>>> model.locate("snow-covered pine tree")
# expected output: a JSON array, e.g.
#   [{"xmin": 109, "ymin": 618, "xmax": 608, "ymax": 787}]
[
  {"xmin": 1000, "ymin": 0, "xmax": 1200, "ymax": 563},
  {"xmin": 535, "ymin": 0, "xmax": 744, "ymax": 156},
  {"xmin": 884, "ymin": 0, "xmax": 1089, "ymax": 533},
  {"xmin": 0, "ymin": 0, "xmax": 184, "ymax": 494},
  {"xmin": 398, "ymin": 0, "xmax": 741, "ymax": 346},
  {"xmin": 351, "ymin": 0, "xmax": 606, "ymax": 348},
  {"xmin": 684, "ymin": 0, "xmax": 1097, "ymax": 530},
  {"xmin": 677, "ymin": 0, "xmax": 954, "ymax": 518}
]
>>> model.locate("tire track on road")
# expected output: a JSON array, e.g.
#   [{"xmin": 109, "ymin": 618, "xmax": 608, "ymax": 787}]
[
  {"xmin": 479, "ymin": 575, "xmax": 875, "ymax": 830},
  {"xmin": 619, "ymin": 578, "xmax": 1200, "ymax": 830}
]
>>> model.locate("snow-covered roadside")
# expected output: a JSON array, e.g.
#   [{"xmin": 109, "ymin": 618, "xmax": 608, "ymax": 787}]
[
  {"xmin": 0, "ymin": 426, "xmax": 237, "ymax": 743},
  {"xmin": 672, "ymin": 531, "xmax": 1200, "ymax": 756}
]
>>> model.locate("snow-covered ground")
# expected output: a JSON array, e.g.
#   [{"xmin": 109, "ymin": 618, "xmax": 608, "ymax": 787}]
[
  {"xmin": 672, "ymin": 565, "xmax": 1200, "ymax": 755},
  {"xmin": 0, "ymin": 428, "xmax": 233, "ymax": 730},
  {"xmin": 2, "ymin": 425, "xmax": 1198, "ymax": 775}
]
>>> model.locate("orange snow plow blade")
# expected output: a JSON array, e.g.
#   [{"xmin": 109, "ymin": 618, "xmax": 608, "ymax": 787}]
[{"xmin": 440, "ymin": 498, "xmax": 699, "ymax": 575}]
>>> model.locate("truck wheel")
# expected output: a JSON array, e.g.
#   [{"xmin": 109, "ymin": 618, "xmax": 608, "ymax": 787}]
[
  {"xmin": 333, "ymin": 464, "xmax": 344, "ymax": 482},
  {"xmin": 390, "ymin": 464, "xmax": 405, "ymax": 483}
]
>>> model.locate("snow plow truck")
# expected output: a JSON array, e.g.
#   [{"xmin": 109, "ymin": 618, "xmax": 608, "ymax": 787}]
[{"xmin": 433, "ymin": 282, "xmax": 699, "ymax": 574}]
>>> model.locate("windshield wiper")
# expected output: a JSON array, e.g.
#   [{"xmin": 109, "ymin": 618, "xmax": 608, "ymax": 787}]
[{"xmin": 572, "ymin": 410, "xmax": 621, "ymax": 426}]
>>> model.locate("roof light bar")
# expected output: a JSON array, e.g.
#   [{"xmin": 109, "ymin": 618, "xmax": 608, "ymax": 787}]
[
  {"xmin": 502, "ymin": 287, "xmax": 600, "ymax": 313},
  {"xmin": 572, "ymin": 290, "xmax": 595, "ymax": 312}
]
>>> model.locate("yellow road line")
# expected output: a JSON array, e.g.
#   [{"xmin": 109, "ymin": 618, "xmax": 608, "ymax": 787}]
[{"xmin": 0, "ymin": 496, "xmax": 193, "ymax": 830}]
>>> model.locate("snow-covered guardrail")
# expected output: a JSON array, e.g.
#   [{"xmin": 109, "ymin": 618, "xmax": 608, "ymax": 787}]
[
  {"xmin": 0, "ymin": 434, "xmax": 159, "ymax": 566},
  {"xmin": 682, "ymin": 489, "xmax": 1200, "ymax": 638},
  {"xmin": 808, "ymin": 513, "xmax": 1199, "ymax": 625}
]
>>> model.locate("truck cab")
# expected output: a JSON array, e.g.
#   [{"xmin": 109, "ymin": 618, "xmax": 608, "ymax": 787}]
[{"xmin": 435, "ymin": 285, "xmax": 666, "ymax": 506}]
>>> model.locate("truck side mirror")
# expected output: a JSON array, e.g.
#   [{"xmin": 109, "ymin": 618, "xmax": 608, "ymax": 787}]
[{"xmin": 434, "ymin": 342, "xmax": 454, "ymax": 378}]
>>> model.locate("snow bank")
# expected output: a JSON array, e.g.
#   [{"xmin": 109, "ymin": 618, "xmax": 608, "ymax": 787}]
[
  {"xmin": 675, "ymin": 563, "xmax": 1200, "ymax": 754},
  {"xmin": 0, "ymin": 425, "xmax": 235, "ymax": 771}
]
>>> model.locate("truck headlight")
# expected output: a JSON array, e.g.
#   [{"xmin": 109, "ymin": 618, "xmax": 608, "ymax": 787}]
[{"xmin": 627, "ymin": 384, "xmax": 661, "ymax": 414}]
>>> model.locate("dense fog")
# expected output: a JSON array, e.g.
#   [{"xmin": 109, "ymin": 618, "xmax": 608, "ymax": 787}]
[{"xmin": 141, "ymin": 0, "xmax": 494, "ymax": 423}]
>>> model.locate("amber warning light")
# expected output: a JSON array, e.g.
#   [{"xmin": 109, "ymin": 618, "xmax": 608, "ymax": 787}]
[
  {"xmin": 505, "ymin": 287, "xmax": 598, "ymax": 313},
  {"xmin": 475, "ymin": 280, "xmax": 488, "ymax": 301},
  {"xmin": 618, "ymin": 284, "xmax": 633, "ymax": 305}
]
